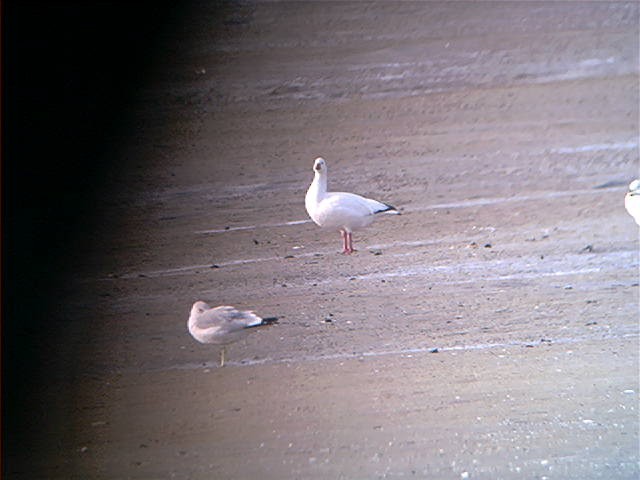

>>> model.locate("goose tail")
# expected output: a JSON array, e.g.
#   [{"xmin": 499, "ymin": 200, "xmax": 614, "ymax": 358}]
[{"xmin": 374, "ymin": 202, "xmax": 401, "ymax": 215}]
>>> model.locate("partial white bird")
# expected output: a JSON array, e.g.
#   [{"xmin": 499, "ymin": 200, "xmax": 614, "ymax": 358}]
[
  {"xmin": 305, "ymin": 157, "xmax": 400, "ymax": 254},
  {"xmin": 188, "ymin": 301, "xmax": 278, "ymax": 366},
  {"xmin": 625, "ymin": 179, "xmax": 640, "ymax": 226}
]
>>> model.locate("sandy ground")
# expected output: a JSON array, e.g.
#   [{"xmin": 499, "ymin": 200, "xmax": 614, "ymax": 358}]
[{"xmin": 6, "ymin": 2, "xmax": 639, "ymax": 479}]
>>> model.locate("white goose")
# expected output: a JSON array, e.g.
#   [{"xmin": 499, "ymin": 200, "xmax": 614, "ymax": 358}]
[
  {"xmin": 188, "ymin": 301, "xmax": 278, "ymax": 366},
  {"xmin": 625, "ymin": 179, "xmax": 640, "ymax": 226},
  {"xmin": 305, "ymin": 157, "xmax": 399, "ymax": 254}
]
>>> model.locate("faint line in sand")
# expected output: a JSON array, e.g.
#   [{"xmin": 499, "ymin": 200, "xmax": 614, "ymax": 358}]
[
  {"xmin": 113, "ymin": 246, "xmax": 636, "ymax": 281},
  {"xmin": 165, "ymin": 331, "xmax": 639, "ymax": 371},
  {"xmin": 409, "ymin": 186, "xmax": 626, "ymax": 211},
  {"xmin": 195, "ymin": 219, "xmax": 311, "ymax": 234},
  {"xmin": 116, "ymin": 249, "xmax": 329, "ymax": 279},
  {"xmin": 549, "ymin": 141, "xmax": 638, "ymax": 154},
  {"xmin": 193, "ymin": 185, "xmax": 625, "ymax": 235}
]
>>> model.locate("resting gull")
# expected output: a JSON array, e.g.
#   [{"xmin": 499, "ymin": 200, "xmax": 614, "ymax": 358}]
[
  {"xmin": 188, "ymin": 301, "xmax": 278, "ymax": 366},
  {"xmin": 625, "ymin": 179, "xmax": 640, "ymax": 226},
  {"xmin": 305, "ymin": 157, "xmax": 399, "ymax": 254}
]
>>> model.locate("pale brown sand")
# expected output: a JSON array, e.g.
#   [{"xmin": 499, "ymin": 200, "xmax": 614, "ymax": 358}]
[{"xmin": 7, "ymin": 2, "xmax": 638, "ymax": 478}]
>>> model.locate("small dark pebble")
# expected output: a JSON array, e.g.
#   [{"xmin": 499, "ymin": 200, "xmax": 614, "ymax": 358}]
[
  {"xmin": 253, "ymin": 239, "xmax": 260, "ymax": 245},
  {"xmin": 484, "ymin": 243, "xmax": 492, "ymax": 248},
  {"xmin": 210, "ymin": 264, "xmax": 220, "ymax": 269},
  {"xmin": 585, "ymin": 321, "xmax": 598, "ymax": 326},
  {"xmin": 430, "ymin": 348, "xmax": 439, "ymax": 353},
  {"xmin": 370, "ymin": 250, "xmax": 383, "ymax": 256},
  {"xmin": 540, "ymin": 338, "xmax": 552, "ymax": 343},
  {"xmin": 138, "ymin": 274, "xmax": 147, "ymax": 278},
  {"xmin": 582, "ymin": 244, "xmax": 594, "ymax": 253},
  {"xmin": 525, "ymin": 344, "xmax": 535, "ymax": 348},
  {"xmin": 349, "ymin": 277, "xmax": 356, "ymax": 281},
  {"xmin": 284, "ymin": 255, "xmax": 295, "ymax": 259},
  {"xmin": 224, "ymin": 226, "xmax": 230, "ymax": 230}
]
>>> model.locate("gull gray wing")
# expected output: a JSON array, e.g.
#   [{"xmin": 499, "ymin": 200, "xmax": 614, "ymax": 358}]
[{"xmin": 196, "ymin": 306, "xmax": 263, "ymax": 333}]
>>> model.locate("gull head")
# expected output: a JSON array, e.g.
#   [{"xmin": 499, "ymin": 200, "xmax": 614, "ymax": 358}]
[
  {"xmin": 629, "ymin": 179, "xmax": 640, "ymax": 194},
  {"xmin": 191, "ymin": 300, "xmax": 210, "ymax": 316},
  {"xmin": 313, "ymin": 157, "xmax": 326, "ymax": 173}
]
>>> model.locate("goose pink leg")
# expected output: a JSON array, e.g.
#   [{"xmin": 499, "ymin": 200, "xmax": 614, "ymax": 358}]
[
  {"xmin": 347, "ymin": 232, "xmax": 355, "ymax": 254},
  {"xmin": 340, "ymin": 230, "xmax": 355, "ymax": 254},
  {"xmin": 340, "ymin": 230, "xmax": 349, "ymax": 254}
]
